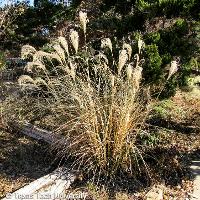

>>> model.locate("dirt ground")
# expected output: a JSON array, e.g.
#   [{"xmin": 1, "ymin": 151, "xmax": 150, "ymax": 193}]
[{"xmin": 0, "ymin": 130, "xmax": 53, "ymax": 198}]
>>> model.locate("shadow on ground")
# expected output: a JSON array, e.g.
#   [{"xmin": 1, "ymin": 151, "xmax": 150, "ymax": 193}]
[
  {"xmin": 0, "ymin": 129, "xmax": 54, "ymax": 198},
  {"xmin": 147, "ymin": 117, "xmax": 200, "ymax": 134}
]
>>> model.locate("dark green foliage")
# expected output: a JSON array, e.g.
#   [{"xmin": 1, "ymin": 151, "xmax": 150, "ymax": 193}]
[
  {"xmin": 161, "ymin": 53, "xmax": 172, "ymax": 65},
  {"xmin": 102, "ymin": 0, "xmax": 199, "ymax": 18},
  {"xmin": 1, "ymin": 1, "xmax": 75, "ymax": 53},
  {"xmin": 158, "ymin": 21, "xmax": 191, "ymax": 57},
  {"xmin": 102, "ymin": 0, "xmax": 135, "ymax": 15},
  {"xmin": 15, "ymin": 3, "xmax": 71, "ymax": 45},
  {"xmin": 143, "ymin": 44, "xmax": 162, "ymax": 84},
  {"xmin": 141, "ymin": 17, "xmax": 199, "ymax": 98},
  {"xmin": 144, "ymin": 32, "xmax": 161, "ymax": 44},
  {"xmin": 79, "ymin": 0, "xmax": 200, "ymax": 98},
  {"xmin": 160, "ymin": 77, "xmax": 178, "ymax": 98},
  {"xmin": 179, "ymin": 62, "xmax": 193, "ymax": 86},
  {"xmin": 174, "ymin": 19, "xmax": 189, "ymax": 35},
  {"xmin": 71, "ymin": 0, "xmax": 83, "ymax": 8},
  {"xmin": 34, "ymin": 0, "xmax": 39, "ymax": 7}
]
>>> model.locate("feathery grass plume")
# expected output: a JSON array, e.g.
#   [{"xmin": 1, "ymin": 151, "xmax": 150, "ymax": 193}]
[
  {"xmin": 58, "ymin": 36, "xmax": 69, "ymax": 57},
  {"xmin": 126, "ymin": 63, "xmax": 133, "ymax": 81},
  {"xmin": 21, "ymin": 45, "xmax": 36, "ymax": 59},
  {"xmin": 53, "ymin": 44, "xmax": 66, "ymax": 63},
  {"xmin": 101, "ymin": 38, "xmax": 112, "ymax": 53},
  {"xmin": 167, "ymin": 60, "xmax": 178, "ymax": 80},
  {"xmin": 49, "ymin": 47, "xmax": 151, "ymax": 178},
  {"xmin": 32, "ymin": 51, "xmax": 54, "ymax": 62},
  {"xmin": 25, "ymin": 61, "xmax": 46, "ymax": 73},
  {"xmin": 79, "ymin": 11, "xmax": 88, "ymax": 36},
  {"xmin": 51, "ymin": 52, "xmax": 63, "ymax": 64},
  {"xmin": 70, "ymin": 29, "xmax": 79, "ymax": 54},
  {"xmin": 118, "ymin": 49, "xmax": 128, "ymax": 75},
  {"xmin": 138, "ymin": 38, "xmax": 145, "ymax": 55},
  {"xmin": 132, "ymin": 66, "xmax": 143, "ymax": 90},
  {"xmin": 18, "ymin": 75, "xmax": 35, "ymax": 85},
  {"xmin": 34, "ymin": 77, "xmax": 48, "ymax": 86},
  {"xmin": 123, "ymin": 43, "xmax": 132, "ymax": 60}
]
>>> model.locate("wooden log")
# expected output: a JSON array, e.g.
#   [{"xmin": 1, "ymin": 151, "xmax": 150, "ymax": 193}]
[
  {"xmin": 9, "ymin": 122, "xmax": 62, "ymax": 144},
  {"xmin": 2, "ymin": 167, "xmax": 82, "ymax": 200}
]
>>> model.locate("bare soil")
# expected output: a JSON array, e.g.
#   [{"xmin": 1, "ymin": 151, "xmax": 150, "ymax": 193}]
[{"xmin": 0, "ymin": 130, "xmax": 53, "ymax": 198}]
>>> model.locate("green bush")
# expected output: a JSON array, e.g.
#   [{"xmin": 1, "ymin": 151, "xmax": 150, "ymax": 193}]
[
  {"xmin": 160, "ymin": 78, "xmax": 178, "ymax": 98},
  {"xmin": 143, "ymin": 24, "xmax": 196, "ymax": 98},
  {"xmin": 153, "ymin": 100, "xmax": 173, "ymax": 119},
  {"xmin": 144, "ymin": 32, "xmax": 161, "ymax": 44},
  {"xmin": 143, "ymin": 44, "xmax": 162, "ymax": 84},
  {"xmin": 173, "ymin": 19, "xmax": 189, "ymax": 36}
]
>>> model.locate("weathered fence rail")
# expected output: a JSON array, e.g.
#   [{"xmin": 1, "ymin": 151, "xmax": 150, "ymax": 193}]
[
  {"xmin": 2, "ymin": 167, "xmax": 82, "ymax": 200},
  {"xmin": 9, "ymin": 122, "xmax": 62, "ymax": 144}
]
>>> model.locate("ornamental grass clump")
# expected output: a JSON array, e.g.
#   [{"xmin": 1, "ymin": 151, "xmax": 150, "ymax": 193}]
[
  {"xmin": 16, "ymin": 40, "xmax": 150, "ymax": 180},
  {"xmin": 11, "ymin": 12, "xmax": 154, "ymax": 180},
  {"xmin": 51, "ymin": 61, "xmax": 148, "ymax": 179}
]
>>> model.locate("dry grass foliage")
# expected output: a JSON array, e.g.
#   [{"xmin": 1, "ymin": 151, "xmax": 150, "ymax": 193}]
[{"xmin": 9, "ymin": 11, "xmax": 155, "ymax": 179}]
